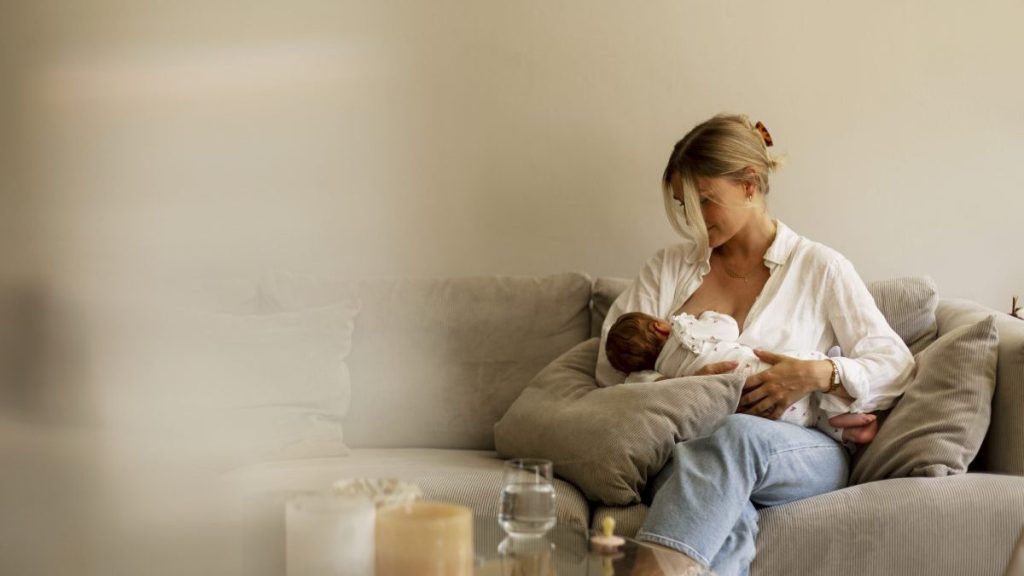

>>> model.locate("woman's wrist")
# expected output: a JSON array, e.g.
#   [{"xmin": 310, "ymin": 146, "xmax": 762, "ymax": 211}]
[{"xmin": 816, "ymin": 360, "xmax": 834, "ymax": 392}]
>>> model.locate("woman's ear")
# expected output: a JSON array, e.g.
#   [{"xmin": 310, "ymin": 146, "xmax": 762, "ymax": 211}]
[{"xmin": 742, "ymin": 168, "xmax": 759, "ymax": 196}]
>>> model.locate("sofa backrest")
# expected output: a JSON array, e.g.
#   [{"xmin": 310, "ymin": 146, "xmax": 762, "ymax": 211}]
[{"xmin": 335, "ymin": 273, "xmax": 593, "ymax": 450}]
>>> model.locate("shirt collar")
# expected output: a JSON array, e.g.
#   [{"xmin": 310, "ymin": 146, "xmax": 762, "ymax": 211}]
[
  {"xmin": 763, "ymin": 220, "xmax": 798, "ymax": 272},
  {"xmin": 680, "ymin": 219, "xmax": 799, "ymax": 270}
]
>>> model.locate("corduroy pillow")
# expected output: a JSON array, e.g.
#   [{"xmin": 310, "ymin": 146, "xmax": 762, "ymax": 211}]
[
  {"xmin": 850, "ymin": 316, "xmax": 998, "ymax": 483},
  {"xmin": 865, "ymin": 276, "xmax": 940, "ymax": 353},
  {"xmin": 494, "ymin": 338, "xmax": 745, "ymax": 506}
]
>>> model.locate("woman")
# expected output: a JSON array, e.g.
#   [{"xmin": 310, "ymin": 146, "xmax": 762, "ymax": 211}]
[{"xmin": 596, "ymin": 114, "xmax": 914, "ymax": 576}]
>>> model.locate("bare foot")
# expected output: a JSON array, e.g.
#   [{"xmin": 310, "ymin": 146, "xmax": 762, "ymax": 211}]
[
  {"xmin": 830, "ymin": 413, "xmax": 879, "ymax": 444},
  {"xmin": 631, "ymin": 540, "xmax": 706, "ymax": 576}
]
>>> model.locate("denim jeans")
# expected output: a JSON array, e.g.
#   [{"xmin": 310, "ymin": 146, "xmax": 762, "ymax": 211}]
[{"xmin": 636, "ymin": 414, "xmax": 850, "ymax": 576}]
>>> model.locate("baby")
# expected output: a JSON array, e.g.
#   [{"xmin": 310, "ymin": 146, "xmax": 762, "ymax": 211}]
[{"xmin": 605, "ymin": 311, "xmax": 878, "ymax": 445}]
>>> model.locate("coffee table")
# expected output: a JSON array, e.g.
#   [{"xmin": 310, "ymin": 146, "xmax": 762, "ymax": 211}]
[{"xmin": 472, "ymin": 515, "xmax": 701, "ymax": 575}]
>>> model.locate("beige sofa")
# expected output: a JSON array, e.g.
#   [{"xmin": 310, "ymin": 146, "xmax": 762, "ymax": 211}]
[{"xmin": 232, "ymin": 272, "xmax": 1024, "ymax": 575}]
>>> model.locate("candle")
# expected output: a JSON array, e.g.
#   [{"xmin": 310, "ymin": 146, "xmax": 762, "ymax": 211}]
[
  {"xmin": 285, "ymin": 493, "xmax": 374, "ymax": 576},
  {"xmin": 375, "ymin": 501, "xmax": 474, "ymax": 576}
]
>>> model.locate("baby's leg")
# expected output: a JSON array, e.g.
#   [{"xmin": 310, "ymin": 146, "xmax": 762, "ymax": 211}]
[{"xmin": 829, "ymin": 413, "xmax": 879, "ymax": 444}]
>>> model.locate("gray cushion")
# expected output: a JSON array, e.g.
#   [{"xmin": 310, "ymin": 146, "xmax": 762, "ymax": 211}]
[
  {"xmin": 494, "ymin": 338, "xmax": 745, "ymax": 506},
  {"xmin": 590, "ymin": 275, "xmax": 939, "ymax": 351},
  {"xmin": 937, "ymin": 298, "xmax": 1024, "ymax": 476},
  {"xmin": 866, "ymin": 276, "xmax": 940, "ymax": 353},
  {"xmin": 850, "ymin": 316, "xmax": 998, "ymax": 483},
  {"xmin": 589, "ymin": 277, "xmax": 631, "ymax": 338}
]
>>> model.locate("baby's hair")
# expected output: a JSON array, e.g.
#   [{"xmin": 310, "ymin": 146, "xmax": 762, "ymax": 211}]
[{"xmin": 606, "ymin": 312, "xmax": 665, "ymax": 373}]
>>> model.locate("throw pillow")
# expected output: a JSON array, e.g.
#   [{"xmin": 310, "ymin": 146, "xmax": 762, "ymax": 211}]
[
  {"xmin": 494, "ymin": 338, "xmax": 745, "ymax": 506},
  {"xmin": 849, "ymin": 315, "xmax": 998, "ymax": 483},
  {"xmin": 865, "ymin": 276, "xmax": 939, "ymax": 353}
]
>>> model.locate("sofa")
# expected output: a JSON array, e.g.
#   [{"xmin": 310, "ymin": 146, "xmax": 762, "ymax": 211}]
[{"xmin": 228, "ymin": 271, "xmax": 1024, "ymax": 575}]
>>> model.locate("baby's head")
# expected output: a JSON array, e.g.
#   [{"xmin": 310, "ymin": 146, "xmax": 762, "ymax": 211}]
[{"xmin": 605, "ymin": 312, "xmax": 671, "ymax": 373}]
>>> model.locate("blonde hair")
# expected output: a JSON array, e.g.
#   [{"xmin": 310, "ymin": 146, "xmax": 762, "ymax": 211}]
[{"xmin": 661, "ymin": 113, "xmax": 784, "ymax": 242}]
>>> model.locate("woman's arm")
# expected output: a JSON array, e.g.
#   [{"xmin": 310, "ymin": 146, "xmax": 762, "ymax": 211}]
[
  {"xmin": 738, "ymin": 256, "xmax": 914, "ymax": 419},
  {"xmin": 824, "ymin": 257, "xmax": 915, "ymax": 412},
  {"xmin": 738, "ymin": 353, "xmax": 833, "ymax": 418}
]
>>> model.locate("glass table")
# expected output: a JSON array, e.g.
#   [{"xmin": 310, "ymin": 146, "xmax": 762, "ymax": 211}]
[{"xmin": 473, "ymin": 515, "xmax": 709, "ymax": 576}]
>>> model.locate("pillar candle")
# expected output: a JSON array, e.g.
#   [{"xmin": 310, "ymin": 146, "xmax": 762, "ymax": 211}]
[
  {"xmin": 285, "ymin": 493, "xmax": 374, "ymax": 576},
  {"xmin": 375, "ymin": 501, "xmax": 474, "ymax": 576}
]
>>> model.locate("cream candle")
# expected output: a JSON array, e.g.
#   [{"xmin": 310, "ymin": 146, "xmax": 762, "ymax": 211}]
[
  {"xmin": 285, "ymin": 493, "xmax": 374, "ymax": 576},
  {"xmin": 375, "ymin": 501, "xmax": 474, "ymax": 576}
]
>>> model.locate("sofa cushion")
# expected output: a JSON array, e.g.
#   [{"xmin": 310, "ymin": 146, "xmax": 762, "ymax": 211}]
[
  {"xmin": 850, "ymin": 316, "xmax": 998, "ymax": 483},
  {"xmin": 198, "ymin": 302, "xmax": 358, "ymax": 462},
  {"xmin": 115, "ymin": 301, "xmax": 359, "ymax": 467},
  {"xmin": 494, "ymin": 338, "xmax": 745, "ymax": 506},
  {"xmin": 258, "ymin": 272, "xmax": 593, "ymax": 450},
  {"xmin": 590, "ymin": 275, "xmax": 939, "ymax": 350},
  {"xmin": 590, "ymin": 277, "xmax": 631, "ymax": 338},
  {"xmin": 866, "ymin": 276, "xmax": 940, "ymax": 353},
  {"xmin": 593, "ymin": 476, "xmax": 1024, "ymax": 575},
  {"xmin": 752, "ymin": 474, "xmax": 1024, "ymax": 576}
]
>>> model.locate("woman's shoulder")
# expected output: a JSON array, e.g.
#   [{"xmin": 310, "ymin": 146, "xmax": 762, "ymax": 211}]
[{"xmin": 784, "ymin": 224, "xmax": 852, "ymax": 271}]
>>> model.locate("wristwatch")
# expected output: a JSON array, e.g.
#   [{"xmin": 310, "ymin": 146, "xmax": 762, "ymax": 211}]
[{"xmin": 827, "ymin": 358, "xmax": 843, "ymax": 393}]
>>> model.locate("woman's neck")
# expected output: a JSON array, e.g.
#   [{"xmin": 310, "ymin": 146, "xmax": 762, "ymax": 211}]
[{"xmin": 715, "ymin": 214, "xmax": 777, "ymax": 262}]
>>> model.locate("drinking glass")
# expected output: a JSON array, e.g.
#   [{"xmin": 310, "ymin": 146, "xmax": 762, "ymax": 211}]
[
  {"xmin": 498, "ymin": 458, "xmax": 556, "ymax": 537},
  {"xmin": 498, "ymin": 536, "xmax": 555, "ymax": 576}
]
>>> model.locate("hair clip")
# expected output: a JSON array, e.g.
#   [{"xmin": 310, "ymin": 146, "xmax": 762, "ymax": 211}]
[{"xmin": 754, "ymin": 121, "xmax": 774, "ymax": 147}]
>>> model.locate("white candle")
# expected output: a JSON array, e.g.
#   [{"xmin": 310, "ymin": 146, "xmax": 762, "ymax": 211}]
[{"xmin": 285, "ymin": 493, "xmax": 374, "ymax": 576}]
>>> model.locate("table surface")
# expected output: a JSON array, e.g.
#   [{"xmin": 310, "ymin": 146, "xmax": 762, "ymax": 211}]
[{"xmin": 472, "ymin": 515, "xmax": 667, "ymax": 576}]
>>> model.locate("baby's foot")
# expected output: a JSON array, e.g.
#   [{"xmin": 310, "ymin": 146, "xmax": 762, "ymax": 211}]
[{"xmin": 830, "ymin": 413, "xmax": 879, "ymax": 444}]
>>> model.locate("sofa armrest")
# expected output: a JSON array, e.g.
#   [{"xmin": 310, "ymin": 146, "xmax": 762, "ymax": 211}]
[
  {"xmin": 936, "ymin": 299, "xmax": 1024, "ymax": 475},
  {"xmin": 753, "ymin": 474, "xmax": 1024, "ymax": 576}
]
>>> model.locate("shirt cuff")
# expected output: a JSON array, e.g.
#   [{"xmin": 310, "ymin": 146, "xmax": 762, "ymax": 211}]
[{"xmin": 831, "ymin": 356, "xmax": 871, "ymax": 412}]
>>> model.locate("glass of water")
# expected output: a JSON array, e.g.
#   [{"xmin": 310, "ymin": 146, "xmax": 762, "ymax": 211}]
[{"xmin": 498, "ymin": 458, "xmax": 557, "ymax": 538}]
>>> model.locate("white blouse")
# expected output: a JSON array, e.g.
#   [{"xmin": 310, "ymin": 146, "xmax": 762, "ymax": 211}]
[{"xmin": 595, "ymin": 221, "xmax": 914, "ymax": 413}]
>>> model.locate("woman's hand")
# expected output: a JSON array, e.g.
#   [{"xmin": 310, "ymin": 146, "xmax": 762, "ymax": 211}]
[{"xmin": 738, "ymin": 350, "xmax": 831, "ymax": 420}]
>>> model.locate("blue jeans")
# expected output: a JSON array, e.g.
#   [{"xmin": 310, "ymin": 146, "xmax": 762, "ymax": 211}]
[{"xmin": 636, "ymin": 414, "xmax": 849, "ymax": 576}]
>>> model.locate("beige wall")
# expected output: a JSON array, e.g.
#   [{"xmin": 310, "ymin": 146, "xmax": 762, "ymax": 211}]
[{"xmin": 7, "ymin": 0, "xmax": 1023, "ymax": 310}]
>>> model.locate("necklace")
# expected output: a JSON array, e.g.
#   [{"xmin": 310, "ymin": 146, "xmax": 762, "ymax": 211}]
[
  {"xmin": 720, "ymin": 259, "xmax": 762, "ymax": 283},
  {"xmin": 718, "ymin": 221, "xmax": 776, "ymax": 283}
]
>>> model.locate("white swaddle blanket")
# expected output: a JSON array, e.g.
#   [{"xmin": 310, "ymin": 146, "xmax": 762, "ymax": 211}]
[{"xmin": 654, "ymin": 310, "xmax": 853, "ymax": 441}]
